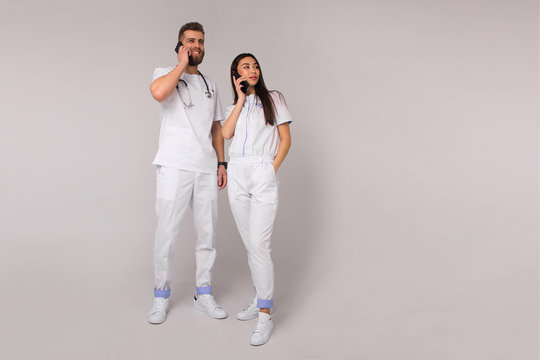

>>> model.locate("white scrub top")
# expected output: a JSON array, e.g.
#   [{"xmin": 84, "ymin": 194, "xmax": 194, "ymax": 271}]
[
  {"xmin": 152, "ymin": 66, "xmax": 224, "ymax": 174},
  {"xmin": 225, "ymin": 91, "xmax": 292, "ymax": 158}
]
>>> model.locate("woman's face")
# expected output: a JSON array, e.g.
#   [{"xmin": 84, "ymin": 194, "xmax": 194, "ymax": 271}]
[{"xmin": 236, "ymin": 56, "xmax": 260, "ymax": 87}]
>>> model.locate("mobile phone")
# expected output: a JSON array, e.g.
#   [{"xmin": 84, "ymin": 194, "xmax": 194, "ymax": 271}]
[
  {"xmin": 174, "ymin": 41, "xmax": 183, "ymax": 53},
  {"xmin": 233, "ymin": 71, "xmax": 248, "ymax": 94}
]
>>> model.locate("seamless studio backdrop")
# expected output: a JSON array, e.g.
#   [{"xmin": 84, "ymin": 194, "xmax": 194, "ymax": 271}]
[{"xmin": 0, "ymin": 0, "xmax": 537, "ymax": 359}]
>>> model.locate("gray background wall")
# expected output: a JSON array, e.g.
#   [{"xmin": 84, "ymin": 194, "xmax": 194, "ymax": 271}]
[{"xmin": 0, "ymin": 0, "xmax": 537, "ymax": 359}]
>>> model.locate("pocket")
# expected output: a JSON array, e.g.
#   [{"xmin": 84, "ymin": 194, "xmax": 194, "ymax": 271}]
[
  {"xmin": 252, "ymin": 162, "xmax": 278, "ymax": 204},
  {"xmin": 163, "ymin": 126, "xmax": 192, "ymax": 160},
  {"xmin": 261, "ymin": 162, "xmax": 278, "ymax": 189},
  {"xmin": 267, "ymin": 162, "xmax": 277, "ymax": 179},
  {"xmin": 269, "ymin": 162, "xmax": 279, "ymax": 187},
  {"xmin": 156, "ymin": 166, "xmax": 179, "ymax": 200}
]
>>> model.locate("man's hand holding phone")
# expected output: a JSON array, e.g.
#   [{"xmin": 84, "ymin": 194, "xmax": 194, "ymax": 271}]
[{"xmin": 175, "ymin": 41, "xmax": 190, "ymax": 70}]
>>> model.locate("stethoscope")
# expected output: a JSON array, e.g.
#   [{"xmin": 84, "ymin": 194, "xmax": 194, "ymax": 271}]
[{"xmin": 175, "ymin": 70, "xmax": 213, "ymax": 108}]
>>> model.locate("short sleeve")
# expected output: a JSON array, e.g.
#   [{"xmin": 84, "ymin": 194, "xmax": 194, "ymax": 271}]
[
  {"xmin": 213, "ymin": 88, "xmax": 225, "ymax": 122},
  {"xmin": 225, "ymin": 105, "xmax": 235, "ymax": 119},
  {"xmin": 272, "ymin": 91, "xmax": 292, "ymax": 126},
  {"xmin": 152, "ymin": 67, "xmax": 173, "ymax": 81}
]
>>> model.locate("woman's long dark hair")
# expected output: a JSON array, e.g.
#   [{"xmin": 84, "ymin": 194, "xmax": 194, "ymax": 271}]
[{"xmin": 230, "ymin": 53, "xmax": 277, "ymax": 126}]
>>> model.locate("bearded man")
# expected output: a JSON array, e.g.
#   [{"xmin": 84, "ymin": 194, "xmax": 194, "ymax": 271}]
[{"xmin": 147, "ymin": 22, "xmax": 228, "ymax": 324}]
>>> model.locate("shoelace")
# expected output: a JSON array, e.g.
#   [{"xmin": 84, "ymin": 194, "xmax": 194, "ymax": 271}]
[
  {"xmin": 243, "ymin": 301, "xmax": 258, "ymax": 312},
  {"xmin": 152, "ymin": 298, "xmax": 167, "ymax": 312},
  {"xmin": 253, "ymin": 318, "xmax": 271, "ymax": 333},
  {"xmin": 201, "ymin": 295, "xmax": 220, "ymax": 309}
]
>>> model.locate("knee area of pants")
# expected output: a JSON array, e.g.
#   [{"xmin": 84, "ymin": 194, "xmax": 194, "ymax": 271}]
[{"xmin": 250, "ymin": 245, "xmax": 271, "ymax": 257}]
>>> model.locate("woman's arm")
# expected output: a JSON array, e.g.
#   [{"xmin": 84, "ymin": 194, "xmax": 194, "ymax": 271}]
[
  {"xmin": 221, "ymin": 100, "xmax": 244, "ymax": 139},
  {"xmin": 221, "ymin": 76, "xmax": 247, "ymax": 139},
  {"xmin": 272, "ymin": 123, "xmax": 291, "ymax": 172}
]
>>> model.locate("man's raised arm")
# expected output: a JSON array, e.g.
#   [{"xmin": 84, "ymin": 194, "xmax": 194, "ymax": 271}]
[{"xmin": 149, "ymin": 45, "xmax": 189, "ymax": 102}]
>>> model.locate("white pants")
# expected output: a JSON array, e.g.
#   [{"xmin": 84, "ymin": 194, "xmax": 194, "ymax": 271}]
[
  {"xmin": 153, "ymin": 166, "xmax": 218, "ymax": 298},
  {"xmin": 227, "ymin": 156, "xmax": 278, "ymax": 309}
]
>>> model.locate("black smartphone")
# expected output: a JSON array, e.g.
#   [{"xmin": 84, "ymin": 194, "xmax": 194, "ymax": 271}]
[
  {"xmin": 233, "ymin": 71, "xmax": 248, "ymax": 94},
  {"xmin": 174, "ymin": 41, "xmax": 183, "ymax": 53}
]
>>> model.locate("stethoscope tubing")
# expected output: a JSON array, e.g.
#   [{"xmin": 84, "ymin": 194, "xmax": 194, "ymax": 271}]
[{"xmin": 176, "ymin": 70, "xmax": 212, "ymax": 98}]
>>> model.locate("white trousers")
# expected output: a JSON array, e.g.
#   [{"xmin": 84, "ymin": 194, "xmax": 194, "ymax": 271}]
[
  {"xmin": 153, "ymin": 166, "xmax": 218, "ymax": 298},
  {"xmin": 227, "ymin": 156, "xmax": 278, "ymax": 309}
]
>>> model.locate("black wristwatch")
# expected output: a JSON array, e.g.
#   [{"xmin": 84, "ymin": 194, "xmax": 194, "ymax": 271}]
[{"xmin": 218, "ymin": 161, "xmax": 228, "ymax": 169}]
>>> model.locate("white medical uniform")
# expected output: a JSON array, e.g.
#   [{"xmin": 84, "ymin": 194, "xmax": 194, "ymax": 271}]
[
  {"xmin": 152, "ymin": 66, "xmax": 224, "ymax": 299},
  {"xmin": 225, "ymin": 91, "xmax": 292, "ymax": 308}
]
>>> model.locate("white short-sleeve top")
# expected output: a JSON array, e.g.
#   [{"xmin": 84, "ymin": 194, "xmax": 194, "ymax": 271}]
[
  {"xmin": 225, "ymin": 91, "xmax": 292, "ymax": 158},
  {"xmin": 152, "ymin": 66, "xmax": 224, "ymax": 173}
]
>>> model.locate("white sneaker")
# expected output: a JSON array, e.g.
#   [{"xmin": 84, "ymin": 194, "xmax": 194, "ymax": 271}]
[
  {"xmin": 250, "ymin": 312, "xmax": 273, "ymax": 346},
  {"xmin": 193, "ymin": 294, "xmax": 228, "ymax": 319},
  {"xmin": 237, "ymin": 298, "xmax": 275, "ymax": 321},
  {"xmin": 237, "ymin": 297, "xmax": 259, "ymax": 321},
  {"xmin": 147, "ymin": 297, "xmax": 169, "ymax": 324}
]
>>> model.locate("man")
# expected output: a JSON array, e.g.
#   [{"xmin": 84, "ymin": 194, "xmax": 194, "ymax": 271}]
[{"xmin": 147, "ymin": 22, "xmax": 228, "ymax": 324}]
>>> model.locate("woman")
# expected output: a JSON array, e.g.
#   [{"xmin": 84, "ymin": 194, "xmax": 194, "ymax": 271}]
[{"xmin": 222, "ymin": 53, "xmax": 292, "ymax": 346}]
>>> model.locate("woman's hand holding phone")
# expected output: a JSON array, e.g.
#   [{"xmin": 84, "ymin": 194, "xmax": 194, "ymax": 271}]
[
  {"xmin": 233, "ymin": 71, "xmax": 248, "ymax": 101},
  {"xmin": 222, "ymin": 73, "xmax": 248, "ymax": 139}
]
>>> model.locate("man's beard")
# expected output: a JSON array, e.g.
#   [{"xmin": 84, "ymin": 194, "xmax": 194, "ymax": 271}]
[{"xmin": 188, "ymin": 51, "xmax": 204, "ymax": 66}]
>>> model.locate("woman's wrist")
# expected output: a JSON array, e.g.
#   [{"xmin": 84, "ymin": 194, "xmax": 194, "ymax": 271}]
[
  {"xmin": 237, "ymin": 95, "xmax": 246, "ymax": 105},
  {"xmin": 234, "ymin": 99, "xmax": 245, "ymax": 111}
]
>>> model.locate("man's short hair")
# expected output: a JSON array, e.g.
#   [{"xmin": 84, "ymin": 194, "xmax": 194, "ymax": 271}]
[{"xmin": 178, "ymin": 22, "xmax": 205, "ymax": 41}]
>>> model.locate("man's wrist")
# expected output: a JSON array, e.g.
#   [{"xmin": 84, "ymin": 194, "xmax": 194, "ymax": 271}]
[
  {"xmin": 176, "ymin": 62, "xmax": 187, "ymax": 73},
  {"xmin": 218, "ymin": 161, "xmax": 227, "ymax": 169}
]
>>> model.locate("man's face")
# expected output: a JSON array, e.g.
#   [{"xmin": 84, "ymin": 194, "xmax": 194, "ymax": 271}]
[{"xmin": 180, "ymin": 30, "xmax": 205, "ymax": 66}]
